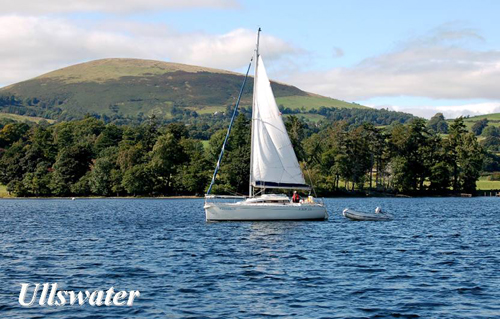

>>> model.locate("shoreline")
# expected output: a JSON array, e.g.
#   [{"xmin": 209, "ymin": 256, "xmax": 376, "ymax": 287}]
[
  {"xmin": 1, "ymin": 193, "xmax": 499, "ymax": 199},
  {"xmin": 0, "ymin": 195, "xmax": 203, "ymax": 199}
]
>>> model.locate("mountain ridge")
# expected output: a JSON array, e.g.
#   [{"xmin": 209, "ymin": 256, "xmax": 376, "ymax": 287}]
[{"xmin": 0, "ymin": 58, "xmax": 365, "ymax": 122}]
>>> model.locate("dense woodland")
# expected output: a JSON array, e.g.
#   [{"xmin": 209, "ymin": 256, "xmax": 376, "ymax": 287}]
[
  {"xmin": 0, "ymin": 93, "xmax": 415, "ymax": 133},
  {"xmin": 0, "ymin": 111, "xmax": 498, "ymax": 197}
]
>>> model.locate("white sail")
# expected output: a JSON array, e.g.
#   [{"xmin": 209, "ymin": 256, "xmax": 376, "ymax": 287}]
[{"xmin": 250, "ymin": 56, "xmax": 309, "ymax": 189}]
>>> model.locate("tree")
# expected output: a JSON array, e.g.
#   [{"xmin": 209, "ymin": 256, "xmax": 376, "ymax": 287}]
[
  {"xmin": 482, "ymin": 152, "xmax": 500, "ymax": 172},
  {"xmin": 360, "ymin": 123, "xmax": 385, "ymax": 190},
  {"xmin": 53, "ymin": 124, "xmax": 74, "ymax": 150},
  {"xmin": 221, "ymin": 115, "xmax": 250, "ymax": 195},
  {"xmin": 71, "ymin": 173, "xmax": 91, "ymax": 196},
  {"xmin": 285, "ymin": 115, "xmax": 306, "ymax": 161},
  {"xmin": 0, "ymin": 111, "xmax": 487, "ymax": 198},
  {"xmin": 445, "ymin": 117, "xmax": 467, "ymax": 191},
  {"xmin": 481, "ymin": 136, "xmax": 500, "ymax": 152},
  {"xmin": 122, "ymin": 164, "xmax": 152, "ymax": 196},
  {"xmin": 389, "ymin": 119, "xmax": 435, "ymax": 192},
  {"xmin": 165, "ymin": 122, "xmax": 188, "ymax": 140},
  {"xmin": 207, "ymin": 114, "xmax": 250, "ymax": 195},
  {"xmin": 175, "ymin": 139, "xmax": 209, "ymax": 195},
  {"xmin": 22, "ymin": 163, "xmax": 52, "ymax": 196},
  {"xmin": 445, "ymin": 117, "xmax": 484, "ymax": 193},
  {"xmin": 303, "ymin": 133, "xmax": 323, "ymax": 166},
  {"xmin": 110, "ymin": 169, "xmax": 124, "ymax": 196},
  {"xmin": 482, "ymin": 126, "xmax": 500, "ymax": 138},
  {"xmin": 50, "ymin": 144, "xmax": 93, "ymax": 195},
  {"xmin": 150, "ymin": 132, "xmax": 188, "ymax": 194},
  {"xmin": 89, "ymin": 156, "xmax": 115, "ymax": 195},
  {"xmin": 320, "ymin": 121, "xmax": 349, "ymax": 190},
  {"xmin": 116, "ymin": 143, "xmax": 146, "ymax": 171},
  {"xmin": 427, "ymin": 113, "xmax": 448, "ymax": 134},
  {"xmin": 207, "ymin": 129, "xmax": 226, "ymax": 165},
  {"xmin": 345, "ymin": 126, "xmax": 372, "ymax": 190},
  {"xmin": 428, "ymin": 161, "xmax": 451, "ymax": 191},
  {"xmin": 471, "ymin": 119, "xmax": 488, "ymax": 136},
  {"xmin": 94, "ymin": 125, "xmax": 123, "ymax": 154},
  {"xmin": 0, "ymin": 122, "xmax": 30, "ymax": 148},
  {"xmin": 30, "ymin": 126, "xmax": 57, "ymax": 161},
  {"xmin": 457, "ymin": 133, "xmax": 484, "ymax": 193},
  {"xmin": 0, "ymin": 141, "xmax": 26, "ymax": 186}
]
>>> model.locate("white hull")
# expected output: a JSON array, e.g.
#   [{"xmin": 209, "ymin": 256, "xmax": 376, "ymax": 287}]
[{"xmin": 205, "ymin": 202, "xmax": 328, "ymax": 221}]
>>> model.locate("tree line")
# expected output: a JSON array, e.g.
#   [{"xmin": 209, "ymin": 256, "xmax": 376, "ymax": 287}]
[
  {"xmin": 0, "ymin": 117, "xmax": 209, "ymax": 196},
  {"xmin": 298, "ymin": 117, "xmax": 485, "ymax": 195},
  {"xmin": 1, "ymin": 92, "xmax": 416, "ymax": 135},
  {"xmin": 0, "ymin": 113, "xmax": 493, "ymax": 197}
]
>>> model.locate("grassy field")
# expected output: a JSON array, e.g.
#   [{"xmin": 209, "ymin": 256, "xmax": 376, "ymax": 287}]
[
  {"xmin": 36, "ymin": 58, "xmax": 238, "ymax": 84},
  {"xmin": 463, "ymin": 121, "xmax": 500, "ymax": 131},
  {"xmin": 450, "ymin": 113, "xmax": 500, "ymax": 131},
  {"xmin": 0, "ymin": 112, "xmax": 55, "ymax": 124},
  {"xmin": 0, "ymin": 184, "xmax": 11, "ymax": 197},
  {"xmin": 467, "ymin": 113, "xmax": 500, "ymax": 121},
  {"xmin": 293, "ymin": 113, "xmax": 326, "ymax": 123},
  {"xmin": 476, "ymin": 176, "xmax": 500, "ymax": 190},
  {"xmin": 275, "ymin": 95, "xmax": 365, "ymax": 111},
  {"xmin": 186, "ymin": 106, "xmax": 226, "ymax": 115},
  {"xmin": 201, "ymin": 140, "xmax": 210, "ymax": 150}
]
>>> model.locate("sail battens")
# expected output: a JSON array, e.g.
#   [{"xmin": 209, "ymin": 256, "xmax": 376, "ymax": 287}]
[{"xmin": 254, "ymin": 181, "xmax": 311, "ymax": 190}]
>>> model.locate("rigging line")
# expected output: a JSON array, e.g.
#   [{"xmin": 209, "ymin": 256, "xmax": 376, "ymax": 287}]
[
  {"xmin": 206, "ymin": 57, "xmax": 253, "ymax": 196},
  {"xmin": 253, "ymin": 118, "xmax": 288, "ymax": 134},
  {"xmin": 252, "ymin": 119, "xmax": 295, "ymax": 152},
  {"xmin": 224, "ymin": 188, "xmax": 244, "ymax": 197},
  {"xmin": 304, "ymin": 162, "xmax": 317, "ymax": 197}
]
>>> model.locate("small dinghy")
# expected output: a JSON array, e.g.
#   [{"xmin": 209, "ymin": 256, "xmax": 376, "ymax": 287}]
[{"xmin": 343, "ymin": 207, "xmax": 393, "ymax": 221}]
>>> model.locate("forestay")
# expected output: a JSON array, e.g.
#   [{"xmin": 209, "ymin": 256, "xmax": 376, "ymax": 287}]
[{"xmin": 251, "ymin": 56, "xmax": 309, "ymax": 190}]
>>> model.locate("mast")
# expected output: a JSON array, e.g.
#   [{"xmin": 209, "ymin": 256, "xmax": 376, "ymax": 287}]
[{"xmin": 249, "ymin": 27, "xmax": 261, "ymax": 198}]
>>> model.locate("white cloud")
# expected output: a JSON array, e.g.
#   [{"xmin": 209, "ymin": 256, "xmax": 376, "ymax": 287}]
[
  {"xmin": 370, "ymin": 102, "xmax": 500, "ymax": 119},
  {"xmin": 0, "ymin": 0, "xmax": 239, "ymax": 14},
  {"xmin": 0, "ymin": 16, "xmax": 298, "ymax": 85},
  {"xmin": 288, "ymin": 25, "xmax": 500, "ymax": 102}
]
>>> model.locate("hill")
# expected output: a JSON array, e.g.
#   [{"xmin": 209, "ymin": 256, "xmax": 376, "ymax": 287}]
[
  {"xmin": 462, "ymin": 113, "xmax": 500, "ymax": 129},
  {"xmin": 0, "ymin": 58, "xmax": 365, "ymax": 122},
  {"xmin": 442, "ymin": 113, "xmax": 500, "ymax": 135},
  {"xmin": 0, "ymin": 113, "xmax": 55, "ymax": 124}
]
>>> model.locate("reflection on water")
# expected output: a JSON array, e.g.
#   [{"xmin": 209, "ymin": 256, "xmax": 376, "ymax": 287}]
[
  {"xmin": 0, "ymin": 197, "xmax": 499, "ymax": 318},
  {"xmin": 248, "ymin": 221, "xmax": 301, "ymax": 240}
]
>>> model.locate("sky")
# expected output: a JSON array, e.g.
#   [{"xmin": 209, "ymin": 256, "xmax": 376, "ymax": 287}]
[{"xmin": 1, "ymin": 0, "xmax": 499, "ymax": 118}]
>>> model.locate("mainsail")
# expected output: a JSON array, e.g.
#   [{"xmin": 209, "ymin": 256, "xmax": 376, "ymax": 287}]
[{"xmin": 250, "ymin": 55, "xmax": 309, "ymax": 190}]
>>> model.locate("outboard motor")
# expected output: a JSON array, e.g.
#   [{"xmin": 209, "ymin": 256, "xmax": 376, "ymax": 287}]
[{"xmin": 375, "ymin": 207, "xmax": 382, "ymax": 214}]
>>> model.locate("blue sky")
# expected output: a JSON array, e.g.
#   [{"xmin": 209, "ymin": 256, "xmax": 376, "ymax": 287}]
[{"xmin": 1, "ymin": 0, "xmax": 500, "ymax": 118}]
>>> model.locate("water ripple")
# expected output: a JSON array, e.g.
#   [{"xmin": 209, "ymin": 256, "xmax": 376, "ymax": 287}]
[{"xmin": 0, "ymin": 197, "xmax": 499, "ymax": 317}]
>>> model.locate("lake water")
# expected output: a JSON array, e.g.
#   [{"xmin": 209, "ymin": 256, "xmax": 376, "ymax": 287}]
[{"xmin": 1, "ymin": 197, "xmax": 499, "ymax": 318}]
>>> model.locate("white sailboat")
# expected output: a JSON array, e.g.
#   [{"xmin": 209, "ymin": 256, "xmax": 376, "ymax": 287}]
[{"xmin": 204, "ymin": 28, "xmax": 328, "ymax": 221}]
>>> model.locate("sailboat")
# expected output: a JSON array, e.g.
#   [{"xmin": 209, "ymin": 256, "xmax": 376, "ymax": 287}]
[{"xmin": 204, "ymin": 28, "xmax": 328, "ymax": 221}]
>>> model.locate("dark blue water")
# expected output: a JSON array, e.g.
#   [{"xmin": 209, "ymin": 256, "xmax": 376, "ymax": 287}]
[{"xmin": 1, "ymin": 198, "xmax": 499, "ymax": 318}]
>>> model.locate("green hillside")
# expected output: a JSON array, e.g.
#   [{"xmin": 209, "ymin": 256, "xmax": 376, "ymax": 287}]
[
  {"xmin": 0, "ymin": 113, "xmax": 55, "ymax": 124},
  {"xmin": 0, "ymin": 58, "xmax": 365, "ymax": 122},
  {"xmin": 450, "ymin": 113, "xmax": 500, "ymax": 130},
  {"xmin": 275, "ymin": 95, "xmax": 363, "ymax": 110},
  {"xmin": 466, "ymin": 113, "xmax": 500, "ymax": 121}
]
